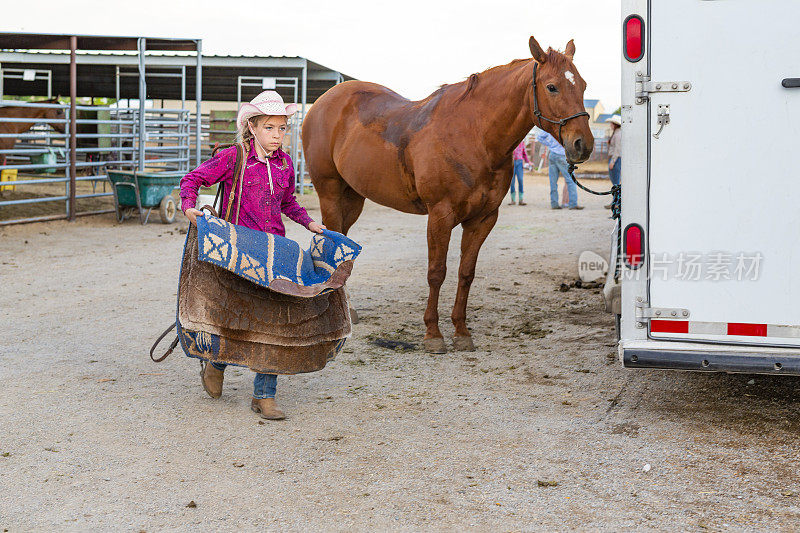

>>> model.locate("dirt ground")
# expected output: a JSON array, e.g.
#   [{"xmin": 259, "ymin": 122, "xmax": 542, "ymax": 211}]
[{"xmin": 2, "ymin": 173, "xmax": 799, "ymax": 531}]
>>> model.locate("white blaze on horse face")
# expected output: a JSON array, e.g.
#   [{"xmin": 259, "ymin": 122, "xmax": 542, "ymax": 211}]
[{"xmin": 565, "ymin": 71, "xmax": 576, "ymax": 86}]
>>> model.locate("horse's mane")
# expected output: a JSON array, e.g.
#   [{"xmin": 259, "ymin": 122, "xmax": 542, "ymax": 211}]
[
  {"xmin": 454, "ymin": 73, "xmax": 481, "ymax": 103},
  {"xmin": 441, "ymin": 48, "xmax": 571, "ymax": 103}
]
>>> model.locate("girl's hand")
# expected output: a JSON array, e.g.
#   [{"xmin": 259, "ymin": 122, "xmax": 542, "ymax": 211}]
[
  {"xmin": 308, "ymin": 221, "xmax": 326, "ymax": 234},
  {"xmin": 184, "ymin": 207, "xmax": 204, "ymax": 226}
]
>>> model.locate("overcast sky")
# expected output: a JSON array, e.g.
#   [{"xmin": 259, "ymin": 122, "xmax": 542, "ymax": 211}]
[{"xmin": 4, "ymin": 0, "xmax": 621, "ymax": 110}]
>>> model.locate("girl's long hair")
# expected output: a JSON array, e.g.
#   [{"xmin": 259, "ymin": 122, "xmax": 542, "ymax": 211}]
[{"xmin": 236, "ymin": 116, "xmax": 258, "ymax": 144}]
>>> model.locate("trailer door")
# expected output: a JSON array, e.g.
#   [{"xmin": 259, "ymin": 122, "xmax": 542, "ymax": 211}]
[{"xmin": 646, "ymin": 0, "xmax": 800, "ymax": 346}]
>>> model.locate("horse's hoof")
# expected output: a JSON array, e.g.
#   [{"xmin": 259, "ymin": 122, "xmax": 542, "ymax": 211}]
[
  {"xmin": 423, "ymin": 337, "xmax": 447, "ymax": 354},
  {"xmin": 453, "ymin": 336, "xmax": 476, "ymax": 352},
  {"xmin": 349, "ymin": 307, "xmax": 360, "ymax": 324}
]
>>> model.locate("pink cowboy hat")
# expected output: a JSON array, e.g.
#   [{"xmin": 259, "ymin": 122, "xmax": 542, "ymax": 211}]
[{"xmin": 236, "ymin": 90, "xmax": 298, "ymax": 129}]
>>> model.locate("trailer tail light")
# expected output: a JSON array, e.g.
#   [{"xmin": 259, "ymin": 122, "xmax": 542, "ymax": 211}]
[
  {"xmin": 624, "ymin": 15, "xmax": 644, "ymax": 62},
  {"xmin": 624, "ymin": 224, "xmax": 644, "ymax": 268}
]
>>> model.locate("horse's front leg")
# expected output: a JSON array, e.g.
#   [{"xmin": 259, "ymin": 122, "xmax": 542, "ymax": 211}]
[
  {"xmin": 423, "ymin": 204, "xmax": 456, "ymax": 354},
  {"xmin": 451, "ymin": 209, "xmax": 499, "ymax": 351}
]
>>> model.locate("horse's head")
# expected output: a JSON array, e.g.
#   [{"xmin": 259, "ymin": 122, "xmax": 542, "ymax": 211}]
[
  {"xmin": 42, "ymin": 97, "xmax": 66, "ymax": 134},
  {"xmin": 528, "ymin": 36, "xmax": 594, "ymax": 163}
]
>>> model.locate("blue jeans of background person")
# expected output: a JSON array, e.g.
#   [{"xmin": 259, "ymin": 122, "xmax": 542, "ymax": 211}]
[
  {"xmin": 609, "ymin": 158, "xmax": 621, "ymax": 187},
  {"xmin": 509, "ymin": 159, "xmax": 524, "ymax": 195},
  {"xmin": 548, "ymin": 152, "xmax": 578, "ymax": 208},
  {"xmin": 210, "ymin": 362, "xmax": 277, "ymax": 399}
]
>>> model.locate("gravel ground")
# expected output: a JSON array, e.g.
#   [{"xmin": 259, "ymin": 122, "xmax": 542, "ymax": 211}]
[{"xmin": 1, "ymin": 174, "xmax": 799, "ymax": 531}]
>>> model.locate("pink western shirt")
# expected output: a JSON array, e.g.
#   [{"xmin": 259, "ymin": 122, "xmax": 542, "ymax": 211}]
[
  {"xmin": 513, "ymin": 142, "xmax": 531, "ymax": 163},
  {"xmin": 179, "ymin": 139, "xmax": 314, "ymax": 236}
]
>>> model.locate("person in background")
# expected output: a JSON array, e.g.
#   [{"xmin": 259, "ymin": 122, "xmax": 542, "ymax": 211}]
[
  {"xmin": 534, "ymin": 128, "xmax": 582, "ymax": 210},
  {"xmin": 508, "ymin": 141, "xmax": 531, "ymax": 205},
  {"xmin": 605, "ymin": 114, "xmax": 622, "ymax": 209}
]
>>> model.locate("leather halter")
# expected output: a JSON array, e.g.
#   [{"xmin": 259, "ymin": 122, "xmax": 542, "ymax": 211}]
[
  {"xmin": 531, "ymin": 61, "xmax": 590, "ymax": 148},
  {"xmin": 529, "ymin": 60, "xmax": 620, "ymax": 226}
]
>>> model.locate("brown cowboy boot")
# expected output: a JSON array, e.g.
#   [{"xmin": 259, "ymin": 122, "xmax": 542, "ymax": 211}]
[
  {"xmin": 200, "ymin": 362, "xmax": 224, "ymax": 399},
  {"xmin": 251, "ymin": 397, "xmax": 286, "ymax": 420}
]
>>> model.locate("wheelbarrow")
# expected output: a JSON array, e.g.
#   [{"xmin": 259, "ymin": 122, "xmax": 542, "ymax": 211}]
[{"xmin": 107, "ymin": 169, "xmax": 181, "ymax": 224}]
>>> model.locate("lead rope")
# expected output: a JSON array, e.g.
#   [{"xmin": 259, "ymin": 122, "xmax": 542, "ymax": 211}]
[{"xmin": 566, "ymin": 161, "xmax": 623, "ymax": 278}]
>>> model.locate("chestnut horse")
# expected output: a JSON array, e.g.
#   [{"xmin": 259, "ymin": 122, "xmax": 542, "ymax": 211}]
[
  {"xmin": 0, "ymin": 98, "xmax": 66, "ymax": 166},
  {"xmin": 302, "ymin": 36, "xmax": 593, "ymax": 353}
]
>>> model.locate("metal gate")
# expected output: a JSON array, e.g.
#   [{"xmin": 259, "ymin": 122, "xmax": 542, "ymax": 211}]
[{"xmin": 0, "ymin": 99, "xmax": 191, "ymax": 225}]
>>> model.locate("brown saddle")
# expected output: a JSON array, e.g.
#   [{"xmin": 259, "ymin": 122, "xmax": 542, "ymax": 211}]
[
  {"xmin": 174, "ymin": 223, "xmax": 351, "ymax": 374},
  {"xmin": 150, "ymin": 142, "xmax": 352, "ymax": 374}
]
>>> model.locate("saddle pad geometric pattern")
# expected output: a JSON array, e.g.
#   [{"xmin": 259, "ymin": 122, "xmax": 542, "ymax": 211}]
[{"xmin": 196, "ymin": 213, "xmax": 362, "ymax": 297}]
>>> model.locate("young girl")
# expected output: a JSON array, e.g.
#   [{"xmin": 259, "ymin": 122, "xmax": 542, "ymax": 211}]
[{"xmin": 179, "ymin": 90, "xmax": 325, "ymax": 420}]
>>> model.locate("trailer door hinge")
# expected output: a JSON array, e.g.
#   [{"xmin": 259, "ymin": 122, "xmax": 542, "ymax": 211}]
[
  {"xmin": 635, "ymin": 301, "xmax": 690, "ymax": 320},
  {"xmin": 635, "ymin": 73, "xmax": 692, "ymax": 104}
]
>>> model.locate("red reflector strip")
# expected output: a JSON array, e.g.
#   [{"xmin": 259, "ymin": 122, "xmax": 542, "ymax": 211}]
[
  {"xmin": 727, "ymin": 323, "xmax": 768, "ymax": 337},
  {"xmin": 649, "ymin": 320, "xmax": 788, "ymax": 338},
  {"xmin": 650, "ymin": 320, "xmax": 689, "ymax": 334}
]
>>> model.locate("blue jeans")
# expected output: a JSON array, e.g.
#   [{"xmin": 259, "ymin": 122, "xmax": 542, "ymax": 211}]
[
  {"xmin": 609, "ymin": 158, "xmax": 621, "ymax": 187},
  {"xmin": 211, "ymin": 363, "xmax": 277, "ymax": 399},
  {"xmin": 509, "ymin": 159, "xmax": 524, "ymax": 194},
  {"xmin": 548, "ymin": 152, "xmax": 578, "ymax": 208}
]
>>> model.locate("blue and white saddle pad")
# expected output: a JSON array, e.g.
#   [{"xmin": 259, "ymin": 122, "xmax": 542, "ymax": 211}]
[{"xmin": 196, "ymin": 213, "xmax": 362, "ymax": 296}]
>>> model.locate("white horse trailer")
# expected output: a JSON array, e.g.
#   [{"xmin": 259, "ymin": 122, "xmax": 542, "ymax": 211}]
[{"xmin": 610, "ymin": 0, "xmax": 800, "ymax": 374}]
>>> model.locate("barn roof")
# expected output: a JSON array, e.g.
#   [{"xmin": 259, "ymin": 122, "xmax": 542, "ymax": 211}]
[
  {"xmin": 0, "ymin": 32, "xmax": 199, "ymax": 52},
  {"xmin": 0, "ymin": 36, "xmax": 354, "ymax": 103}
]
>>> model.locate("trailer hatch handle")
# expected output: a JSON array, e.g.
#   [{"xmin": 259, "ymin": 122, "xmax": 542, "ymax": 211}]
[{"xmin": 782, "ymin": 78, "xmax": 800, "ymax": 88}]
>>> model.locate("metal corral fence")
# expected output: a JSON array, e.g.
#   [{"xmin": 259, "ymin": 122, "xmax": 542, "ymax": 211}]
[{"xmin": 0, "ymin": 99, "xmax": 191, "ymax": 225}]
